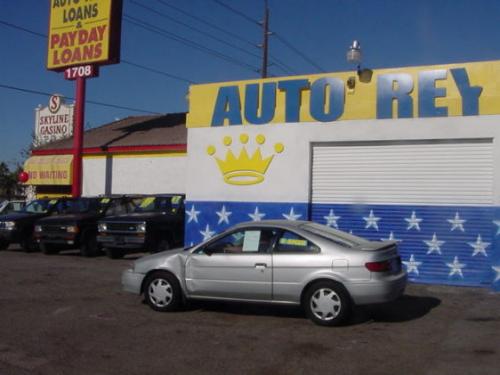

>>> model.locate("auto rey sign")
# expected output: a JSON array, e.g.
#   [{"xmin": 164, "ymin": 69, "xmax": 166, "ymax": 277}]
[{"xmin": 47, "ymin": 0, "xmax": 122, "ymax": 70}]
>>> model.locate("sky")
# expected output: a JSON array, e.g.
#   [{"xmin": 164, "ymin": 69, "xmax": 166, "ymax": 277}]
[{"xmin": 1, "ymin": 0, "xmax": 500, "ymax": 167}]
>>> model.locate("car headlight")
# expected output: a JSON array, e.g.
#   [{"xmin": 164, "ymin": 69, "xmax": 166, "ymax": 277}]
[
  {"xmin": 98, "ymin": 223, "xmax": 107, "ymax": 232},
  {"xmin": 66, "ymin": 225, "xmax": 79, "ymax": 233},
  {"xmin": 138, "ymin": 222, "xmax": 146, "ymax": 232},
  {"xmin": 34, "ymin": 225, "xmax": 42, "ymax": 232},
  {"xmin": 3, "ymin": 221, "xmax": 16, "ymax": 230}
]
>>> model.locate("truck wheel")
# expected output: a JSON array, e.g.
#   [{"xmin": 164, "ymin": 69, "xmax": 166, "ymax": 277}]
[
  {"xmin": 40, "ymin": 243, "xmax": 59, "ymax": 255},
  {"xmin": 105, "ymin": 247, "xmax": 124, "ymax": 259},
  {"xmin": 144, "ymin": 271, "xmax": 182, "ymax": 312},
  {"xmin": 80, "ymin": 233, "xmax": 99, "ymax": 257},
  {"xmin": 20, "ymin": 235, "xmax": 37, "ymax": 253},
  {"xmin": 0, "ymin": 239, "xmax": 9, "ymax": 250},
  {"xmin": 303, "ymin": 281, "xmax": 351, "ymax": 327}
]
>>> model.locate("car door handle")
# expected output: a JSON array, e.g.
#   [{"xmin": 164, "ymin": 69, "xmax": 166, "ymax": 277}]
[{"xmin": 255, "ymin": 263, "xmax": 267, "ymax": 270}]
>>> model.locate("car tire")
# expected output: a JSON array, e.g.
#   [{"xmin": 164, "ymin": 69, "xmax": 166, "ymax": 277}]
[
  {"xmin": 0, "ymin": 239, "xmax": 9, "ymax": 250},
  {"xmin": 303, "ymin": 281, "xmax": 351, "ymax": 327},
  {"xmin": 144, "ymin": 271, "xmax": 181, "ymax": 312},
  {"xmin": 40, "ymin": 243, "xmax": 59, "ymax": 255},
  {"xmin": 80, "ymin": 233, "xmax": 99, "ymax": 257},
  {"xmin": 105, "ymin": 247, "xmax": 124, "ymax": 259},
  {"xmin": 20, "ymin": 234, "xmax": 37, "ymax": 253},
  {"xmin": 151, "ymin": 238, "xmax": 170, "ymax": 254}
]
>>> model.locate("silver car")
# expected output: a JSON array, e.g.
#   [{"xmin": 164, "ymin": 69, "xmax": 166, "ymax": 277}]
[{"xmin": 122, "ymin": 220, "xmax": 407, "ymax": 326}]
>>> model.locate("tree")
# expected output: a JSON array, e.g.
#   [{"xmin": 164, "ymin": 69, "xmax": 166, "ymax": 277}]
[{"xmin": 0, "ymin": 162, "xmax": 21, "ymax": 199}]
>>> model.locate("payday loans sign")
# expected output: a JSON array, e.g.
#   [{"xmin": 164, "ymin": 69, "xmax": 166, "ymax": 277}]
[
  {"xmin": 47, "ymin": 0, "xmax": 122, "ymax": 70},
  {"xmin": 186, "ymin": 60, "xmax": 500, "ymax": 127}
]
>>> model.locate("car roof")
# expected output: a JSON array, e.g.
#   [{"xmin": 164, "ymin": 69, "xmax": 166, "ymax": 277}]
[{"xmin": 232, "ymin": 220, "xmax": 309, "ymax": 230}]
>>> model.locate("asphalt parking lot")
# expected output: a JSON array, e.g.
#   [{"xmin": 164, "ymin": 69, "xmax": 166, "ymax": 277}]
[{"xmin": 0, "ymin": 247, "xmax": 499, "ymax": 375}]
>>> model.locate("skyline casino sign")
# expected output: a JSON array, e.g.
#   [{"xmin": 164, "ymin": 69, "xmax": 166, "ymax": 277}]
[{"xmin": 47, "ymin": 0, "xmax": 122, "ymax": 70}]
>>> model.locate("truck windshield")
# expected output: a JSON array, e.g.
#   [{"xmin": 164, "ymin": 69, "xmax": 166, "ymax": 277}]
[
  {"xmin": 59, "ymin": 199, "xmax": 104, "ymax": 214},
  {"xmin": 23, "ymin": 199, "xmax": 54, "ymax": 214},
  {"xmin": 134, "ymin": 196, "xmax": 183, "ymax": 213}
]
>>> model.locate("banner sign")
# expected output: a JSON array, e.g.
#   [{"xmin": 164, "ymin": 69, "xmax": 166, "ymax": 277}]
[
  {"xmin": 186, "ymin": 60, "xmax": 500, "ymax": 127},
  {"xmin": 34, "ymin": 95, "xmax": 74, "ymax": 146},
  {"xmin": 47, "ymin": 0, "xmax": 123, "ymax": 70},
  {"xmin": 24, "ymin": 155, "xmax": 73, "ymax": 185}
]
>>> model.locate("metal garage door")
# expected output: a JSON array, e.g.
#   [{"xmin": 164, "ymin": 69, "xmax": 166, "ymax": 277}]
[{"xmin": 311, "ymin": 139, "xmax": 494, "ymax": 287}]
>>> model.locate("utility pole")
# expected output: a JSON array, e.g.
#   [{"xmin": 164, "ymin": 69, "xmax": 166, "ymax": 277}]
[{"xmin": 260, "ymin": 0, "xmax": 270, "ymax": 78}]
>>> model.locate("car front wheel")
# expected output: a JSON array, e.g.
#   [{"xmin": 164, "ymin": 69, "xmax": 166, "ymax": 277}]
[
  {"xmin": 144, "ymin": 271, "xmax": 181, "ymax": 312},
  {"xmin": 304, "ymin": 281, "xmax": 351, "ymax": 327},
  {"xmin": 0, "ymin": 239, "xmax": 9, "ymax": 250}
]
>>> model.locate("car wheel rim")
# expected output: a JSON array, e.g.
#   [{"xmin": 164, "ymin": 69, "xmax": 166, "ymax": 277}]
[
  {"xmin": 310, "ymin": 288, "xmax": 341, "ymax": 321},
  {"xmin": 148, "ymin": 278, "xmax": 173, "ymax": 307}
]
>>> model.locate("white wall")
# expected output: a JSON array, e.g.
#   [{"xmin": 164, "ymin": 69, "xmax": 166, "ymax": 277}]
[{"xmin": 83, "ymin": 154, "xmax": 187, "ymax": 196}]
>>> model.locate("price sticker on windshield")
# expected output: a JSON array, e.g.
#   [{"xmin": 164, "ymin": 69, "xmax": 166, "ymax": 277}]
[{"xmin": 140, "ymin": 197, "xmax": 155, "ymax": 208}]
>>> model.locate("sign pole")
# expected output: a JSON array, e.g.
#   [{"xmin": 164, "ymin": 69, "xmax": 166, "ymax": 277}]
[{"xmin": 71, "ymin": 76, "xmax": 86, "ymax": 198}]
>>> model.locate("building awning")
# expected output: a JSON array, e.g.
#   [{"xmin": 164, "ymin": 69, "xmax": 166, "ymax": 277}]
[{"xmin": 24, "ymin": 155, "xmax": 73, "ymax": 185}]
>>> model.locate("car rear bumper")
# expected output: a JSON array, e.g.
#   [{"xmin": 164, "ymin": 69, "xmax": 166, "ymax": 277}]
[
  {"xmin": 345, "ymin": 271, "xmax": 407, "ymax": 305},
  {"xmin": 121, "ymin": 268, "xmax": 145, "ymax": 295}
]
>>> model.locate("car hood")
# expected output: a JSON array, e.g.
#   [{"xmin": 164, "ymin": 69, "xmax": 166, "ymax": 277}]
[
  {"xmin": 37, "ymin": 213, "xmax": 100, "ymax": 224},
  {"xmin": 102, "ymin": 212, "xmax": 168, "ymax": 222},
  {"xmin": 133, "ymin": 247, "xmax": 187, "ymax": 273}
]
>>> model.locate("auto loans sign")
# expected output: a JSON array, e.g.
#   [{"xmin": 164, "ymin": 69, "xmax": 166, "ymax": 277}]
[{"xmin": 34, "ymin": 95, "xmax": 74, "ymax": 146}]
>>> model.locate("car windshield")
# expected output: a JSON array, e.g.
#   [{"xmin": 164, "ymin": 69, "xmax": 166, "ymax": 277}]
[
  {"xmin": 59, "ymin": 198, "xmax": 104, "ymax": 214},
  {"xmin": 134, "ymin": 196, "xmax": 183, "ymax": 213},
  {"xmin": 300, "ymin": 222, "xmax": 370, "ymax": 248},
  {"xmin": 22, "ymin": 199, "xmax": 55, "ymax": 214}
]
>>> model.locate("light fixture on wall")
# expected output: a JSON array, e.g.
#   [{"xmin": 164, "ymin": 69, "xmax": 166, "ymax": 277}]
[{"xmin": 346, "ymin": 40, "xmax": 362, "ymax": 90}]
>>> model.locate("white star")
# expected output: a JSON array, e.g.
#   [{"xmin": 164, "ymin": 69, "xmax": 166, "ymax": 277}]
[
  {"xmin": 199, "ymin": 224, "xmax": 215, "ymax": 241},
  {"xmin": 363, "ymin": 210, "xmax": 380, "ymax": 231},
  {"xmin": 405, "ymin": 211, "xmax": 422, "ymax": 231},
  {"xmin": 468, "ymin": 234, "xmax": 490, "ymax": 257},
  {"xmin": 323, "ymin": 209, "xmax": 340, "ymax": 228},
  {"xmin": 447, "ymin": 256, "xmax": 466, "ymax": 278},
  {"xmin": 493, "ymin": 220, "xmax": 500, "ymax": 236},
  {"xmin": 403, "ymin": 254, "xmax": 422, "ymax": 275},
  {"xmin": 381, "ymin": 231, "xmax": 401, "ymax": 242},
  {"xmin": 447, "ymin": 212, "xmax": 466, "ymax": 232},
  {"xmin": 186, "ymin": 205, "xmax": 200, "ymax": 223},
  {"xmin": 492, "ymin": 266, "xmax": 500, "ymax": 283},
  {"xmin": 283, "ymin": 207, "xmax": 302, "ymax": 221},
  {"xmin": 248, "ymin": 207, "xmax": 266, "ymax": 221},
  {"xmin": 424, "ymin": 233, "xmax": 445, "ymax": 255},
  {"xmin": 216, "ymin": 205, "xmax": 232, "ymax": 225}
]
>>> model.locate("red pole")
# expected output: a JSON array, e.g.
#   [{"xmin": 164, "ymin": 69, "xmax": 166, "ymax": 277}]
[{"xmin": 71, "ymin": 76, "xmax": 86, "ymax": 198}]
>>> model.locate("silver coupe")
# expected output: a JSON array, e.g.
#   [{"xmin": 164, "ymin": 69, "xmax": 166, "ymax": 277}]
[{"xmin": 122, "ymin": 220, "xmax": 407, "ymax": 326}]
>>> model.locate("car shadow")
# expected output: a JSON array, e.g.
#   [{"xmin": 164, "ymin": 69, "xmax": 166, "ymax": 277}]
[{"xmin": 181, "ymin": 294, "xmax": 441, "ymax": 325}]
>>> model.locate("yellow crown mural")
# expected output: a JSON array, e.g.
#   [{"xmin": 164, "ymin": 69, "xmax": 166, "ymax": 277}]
[{"xmin": 207, "ymin": 133, "xmax": 284, "ymax": 186}]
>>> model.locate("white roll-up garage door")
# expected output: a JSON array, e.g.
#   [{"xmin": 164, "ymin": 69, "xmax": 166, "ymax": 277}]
[{"xmin": 311, "ymin": 139, "xmax": 493, "ymax": 206}]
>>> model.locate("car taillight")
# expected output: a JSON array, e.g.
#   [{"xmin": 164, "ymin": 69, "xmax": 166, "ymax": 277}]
[{"xmin": 365, "ymin": 260, "xmax": 392, "ymax": 272}]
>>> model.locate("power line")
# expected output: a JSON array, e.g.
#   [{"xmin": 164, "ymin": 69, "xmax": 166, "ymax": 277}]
[
  {"xmin": 274, "ymin": 33, "xmax": 327, "ymax": 73},
  {"xmin": 123, "ymin": 14, "xmax": 260, "ymax": 73},
  {"xmin": 0, "ymin": 83, "xmax": 161, "ymax": 114},
  {"xmin": 211, "ymin": 0, "xmax": 261, "ymax": 26},
  {"xmin": 154, "ymin": 0, "xmax": 257, "ymax": 49},
  {"xmin": 0, "ymin": 18, "xmax": 197, "ymax": 85}
]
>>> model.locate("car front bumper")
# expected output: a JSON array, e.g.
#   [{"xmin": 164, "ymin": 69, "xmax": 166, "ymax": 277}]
[
  {"xmin": 121, "ymin": 268, "xmax": 145, "ymax": 295},
  {"xmin": 98, "ymin": 234, "xmax": 146, "ymax": 249},
  {"xmin": 345, "ymin": 271, "xmax": 407, "ymax": 305}
]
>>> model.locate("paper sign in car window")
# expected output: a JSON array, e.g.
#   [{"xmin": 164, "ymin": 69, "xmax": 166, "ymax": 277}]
[
  {"xmin": 140, "ymin": 197, "xmax": 156, "ymax": 208},
  {"xmin": 279, "ymin": 238, "xmax": 307, "ymax": 247},
  {"xmin": 101, "ymin": 198, "xmax": 110, "ymax": 203},
  {"xmin": 49, "ymin": 200, "xmax": 57, "ymax": 205},
  {"xmin": 171, "ymin": 195, "xmax": 182, "ymax": 205},
  {"xmin": 243, "ymin": 231, "xmax": 261, "ymax": 252}
]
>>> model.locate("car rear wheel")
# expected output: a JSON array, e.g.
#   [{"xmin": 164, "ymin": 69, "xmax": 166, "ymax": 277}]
[
  {"xmin": 0, "ymin": 239, "xmax": 9, "ymax": 250},
  {"xmin": 105, "ymin": 247, "xmax": 124, "ymax": 259},
  {"xmin": 80, "ymin": 233, "xmax": 99, "ymax": 257},
  {"xmin": 151, "ymin": 238, "xmax": 170, "ymax": 253},
  {"xmin": 304, "ymin": 281, "xmax": 351, "ymax": 327},
  {"xmin": 144, "ymin": 271, "xmax": 181, "ymax": 312},
  {"xmin": 20, "ymin": 235, "xmax": 37, "ymax": 253}
]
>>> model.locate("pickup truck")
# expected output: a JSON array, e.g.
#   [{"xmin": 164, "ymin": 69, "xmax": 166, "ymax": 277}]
[
  {"xmin": 0, "ymin": 198, "xmax": 63, "ymax": 252},
  {"xmin": 34, "ymin": 196, "xmax": 139, "ymax": 256},
  {"xmin": 97, "ymin": 195, "xmax": 185, "ymax": 259}
]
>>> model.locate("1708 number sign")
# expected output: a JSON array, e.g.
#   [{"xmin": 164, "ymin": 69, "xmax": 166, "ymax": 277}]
[{"xmin": 64, "ymin": 65, "xmax": 99, "ymax": 80}]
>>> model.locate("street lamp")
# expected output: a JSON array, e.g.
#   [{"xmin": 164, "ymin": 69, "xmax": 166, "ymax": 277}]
[{"xmin": 346, "ymin": 40, "xmax": 362, "ymax": 89}]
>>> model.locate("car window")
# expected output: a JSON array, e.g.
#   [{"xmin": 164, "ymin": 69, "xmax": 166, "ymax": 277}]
[
  {"xmin": 274, "ymin": 231, "xmax": 320, "ymax": 253},
  {"xmin": 202, "ymin": 229, "xmax": 277, "ymax": 254},
  {"xmin": 24, "ymin": 199, "xmax": 53, "ymax": 214}
]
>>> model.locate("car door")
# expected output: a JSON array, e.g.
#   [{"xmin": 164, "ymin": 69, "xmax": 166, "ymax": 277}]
[{"xmin": 185, "ymin": 228, "xmax": 277, "ymax": 301}]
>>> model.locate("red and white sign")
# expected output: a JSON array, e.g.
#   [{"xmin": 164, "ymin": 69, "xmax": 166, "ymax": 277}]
[{"xmin": 34, "ymin": 95, "xmax": 74, "ymax": 147}]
